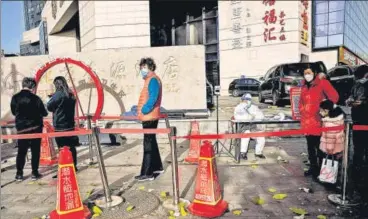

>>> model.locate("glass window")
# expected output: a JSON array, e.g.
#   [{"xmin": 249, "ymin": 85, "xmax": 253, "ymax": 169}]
[
  {"xmin": 316, "ymin": 25, "xmax": 328, "ymax": 36},
  {"xmin": 329, "ymin": 10, "xmax": 344, "ymax": 23},
  {"xmin": 328, "ymin": 34, "xmax": 343, "ymax": 46},
  {"xmin": 274, "ymin": 67, "xmax": 281, "ymax": 77},
  {"xmin": 328, "ymin": 22, "xmax": 344, "ymax": 35},
  {"xmin": 316, "ymin": 14, "xmax": 328, "ymax": 25},
  {"xmin": 314, "ymin": 36, "xmax": 328, "ymax": 48},
  {"xmin": 330, "ymin": 67, "xmax": 349, "ymax": 78},
  {"xmin": 316, "ymin": 2, "xmax": 328, "ymax": 14},
  {"xmin": 329, "ymin": 1, "xmax": 345, "ymax": 12}
]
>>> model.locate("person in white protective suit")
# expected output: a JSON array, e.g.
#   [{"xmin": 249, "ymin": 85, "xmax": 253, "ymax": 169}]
[{"xmin": 233, "ymin": 93, "xmax": 266, "ymax": 160}]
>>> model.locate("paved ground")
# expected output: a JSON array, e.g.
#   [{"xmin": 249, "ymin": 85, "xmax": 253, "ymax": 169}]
[{"xmin": 0, "ymin": 97, "xmax": 358, "ymax": 219}]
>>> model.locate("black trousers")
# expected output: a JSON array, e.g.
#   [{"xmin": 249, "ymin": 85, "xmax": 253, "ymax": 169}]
[
  {"xmin": 352, "ymin": 129, "xmax": 368, "ymax": 201},
  {"xmin": 55, "ymin": 130, "xmax": 79, "ymax": 168},
  {"xmin": 306, "ymin": 135, "xmax": 323, "ymax": 174},
  {"xmin": 140, "ymin": 120, "xmax": 163, "ymax": 176},
  {"xmin": 16, "ymin": 127, "xmax": 43, "ymax": 175}
]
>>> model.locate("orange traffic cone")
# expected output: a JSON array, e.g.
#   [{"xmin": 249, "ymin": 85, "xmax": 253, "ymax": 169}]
[
  {"xmin": 40, "ymin": 121, "xmax": 58, "ymax": 166},
  {"xmin": 188, "ymin": 140, "xmax": 228, "ymax": 218},
  {"xmin": 184, "ymin": 121, "xmax": 201, "ymax": 164},
  {"xmin": 49, "ymin": 147, "xmax": 91, "ymax": 219}
]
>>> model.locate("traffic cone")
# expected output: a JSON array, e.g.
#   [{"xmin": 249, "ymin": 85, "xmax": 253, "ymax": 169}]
[
  {"xmin": 188, "ymin": 141, "xmax": 228, "ymax": 218},
  {"xmin": 49, "ymin": 147, "xmax": 91, "ymax": 219},
  {"xmin": 184, "ymin": 121, "xmax": 201, "ymax": 164},
  {"xmin": 40, "ymin": 121, "xmax": 58, "ymax": 166}
]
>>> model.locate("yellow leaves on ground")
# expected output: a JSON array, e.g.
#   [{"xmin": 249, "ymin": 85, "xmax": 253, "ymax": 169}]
[
  {"xmin": 317, "ymin": 215, "xmax": 327, "ymax": 219},
  {"xmin": 160, "ymin": 191, "xmax": 168, "ymax": 198},
  {"xmin": 138, "ymin": 186, "xmax": 145, "ymax": 190},
  {"xmin": 92, "ymin": 206, "xmax": 102, "ymax": 215},
  {"xmin": 252, "ymin": 196, "xmax": 265, "ymax": 205},
  {"xmin": 268, "ymin": 188, "xmax": 277, "ymax": 193},
  {"xmin": 232, "ymin": 210, "xmax": 242, "ymax": 216},
  {"xmin": 289, "ymin": 207, "xmax": 308, "ymax": 215},
  {"xmin": 272, "ymin": 193, "xmax": 288, "ymax": 200},
  {"xmin": 251, "ymin": 164, "xmax": 258, "ymax": 169},
  {"xmin": 126, "ymin": 205, "xmax": 135, "ymax": 212}
]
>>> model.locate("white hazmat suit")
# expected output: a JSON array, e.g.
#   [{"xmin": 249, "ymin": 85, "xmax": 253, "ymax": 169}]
[{"xmin": 233, "ymin": 102, "xmax": 266, "ymax": 156}]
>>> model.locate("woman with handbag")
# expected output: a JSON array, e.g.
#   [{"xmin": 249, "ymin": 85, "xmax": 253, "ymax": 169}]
[{"xmin": 318, "ymin": 99, "xmax": 345, "ymax": 188}]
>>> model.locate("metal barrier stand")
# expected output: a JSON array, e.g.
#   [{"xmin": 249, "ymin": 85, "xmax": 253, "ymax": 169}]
[
  {"xmin": 327, "ymin": 121, "xmax": 359, "ymax": 207},
  {"xmin": 91, "ymin": 123, "xmax": 123, "ymax": 208},
  {"xmin": 170, "ymin": 126, "xmax": 180, "ymax": 206},
  {"xmin": 86, "ymin": 115, "xmax": 95, "ymax": 165}
]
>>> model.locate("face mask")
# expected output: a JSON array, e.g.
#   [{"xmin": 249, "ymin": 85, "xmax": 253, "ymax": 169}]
[
  {"xmin": 304, "ymin": 74, "xmax": 314, "ymax": 82},
  {"xmin": 245, "ymin": 101, "xmax": 252, "ymax": 108},
  {"xmin": 140, "ymin": 69, "xmax": 149, "ymax": 78}
]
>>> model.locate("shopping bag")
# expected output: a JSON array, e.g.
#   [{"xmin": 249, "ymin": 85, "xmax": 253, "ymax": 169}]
[{"xmin": 318, "ymin": 156, "xmax": 339, "ymax": 184}]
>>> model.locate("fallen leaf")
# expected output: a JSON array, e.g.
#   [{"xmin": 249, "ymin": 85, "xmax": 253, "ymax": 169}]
[
  {"xmin": 293, "ymin": 215, "xmax": 305, "ymax": 219},
  {"xmin": 317, "ymin": 215, "xmax": 327, "ymax": 219},
  {"xmin": 28, "ymin": 181, "xmax": 35, "ymax": 185},
  {"xmin": 273, "ymin": 193, "xmax": 288, "ymax": 200},
  {"xmin": 169, "ymin": 210, "xmax": 175, "ymax": 216},
  {"xmin": 86, "ymin": 189, "xmax": 95, "ymax": 198},
  {"xmin": 251, "ymin": 164, "xmax": 258, "ymax": 169},
  {"xmin": 92, "ymin": 206, "xmax": 103, "ymax": 215},
  {"xmin": 179, "ymin": 205, "xmax": 188, "ymax": 216},
  {"xmin": 126, "ymin": 205, "xmax": 135, "ymax": 212},
  {"xmin": 37, "ymin": 181, "xmax": 47, "ymax": 186},
  {"xmin": 160, "ymin": 191, "xmax": 168, "ymax": 198},
  {"xmin": 268, "ymin": 188, "xmax": 277, "ymax": 193},
  {"xmin": 252, "ymin": 196, "xmax": 265, "ymax": 205},
  {"xmin": 138, "ymin": 186, "xmax": 145, "ymax": 190},
  {"xmin": 168, "ymin": 216, "xmax": 175, "ymax": 219},
  {"xmin": 232, "ymin": 210, "xmax": 242, "ymax": 215},
  {"xmin": 289, "ymin": 207, "xmax": 308, "ymax": 215}
]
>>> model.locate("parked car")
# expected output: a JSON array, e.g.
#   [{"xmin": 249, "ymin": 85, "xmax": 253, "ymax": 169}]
[
  {"xmin": 228, "ymin": 78, "xmax": 260, "ymax": 97},
  {"xmin": 327, "ymin": 64, "xmax": 368, "ymax": 105},
  {"xmin": 258, "ymin": 61, "xmax": 327, "ymax": 106}
]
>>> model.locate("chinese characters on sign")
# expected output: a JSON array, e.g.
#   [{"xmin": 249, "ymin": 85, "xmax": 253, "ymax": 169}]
[
  {"xmin": 161, "ymin": 56, "xmax": 180, "ymax": 94},
  {"xmin": 230, "ymin": 1, "xmax": 243, "ymax": 49},
  {"xmin": 262, "ymin": 0, "xmax": 287, "ymax": 43},
  {"xmin": 194, "ymin": 159, "xmax": 212, "ymax": 202},
  {"xmin": 300, "ymin": 0, "xmax": 309, "ymax": 46},
  {"xmin": 60, "ymin": 166, "xmax": 81, "ymax": 211},
  {"xmin": 245, "ymin": 8, "xmax": 252, "ymax": 48}
]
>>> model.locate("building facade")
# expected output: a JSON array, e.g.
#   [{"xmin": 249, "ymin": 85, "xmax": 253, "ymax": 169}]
[
  {"xmin": 20, "ymin": 0, "xmax": 368, "ymax": 94},
  {"xmin": 20, "ymin": 1, "xmax": 46, "ymax": 56},
  {"xmin": 312, "ymin": 0, "xmax": 368, "ymax": 66}
]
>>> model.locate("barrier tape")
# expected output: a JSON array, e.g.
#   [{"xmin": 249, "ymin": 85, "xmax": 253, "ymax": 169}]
[
  {"xmin": 173, "ymin": 125, "xmax": 345, "ymax": 140},
  {"xmin": 352, "ymin": 125, "xmax": 368, "ymax": 131},
  {"xmin": 1, "ymin": 130, "xmax": 92, "ymax": 140},
  {"xmin": 99, "ymin": 128, "xmax": 171, "ymax": 134}
]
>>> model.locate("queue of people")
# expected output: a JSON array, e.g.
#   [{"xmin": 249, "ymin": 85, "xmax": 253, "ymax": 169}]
[
  {"xmin": 298, "ymin": 65, "xmax": 368, "ymax": 209},
  {"xmin": 10, "ymin": 57, "xmax": 165, "ymax": 183}
]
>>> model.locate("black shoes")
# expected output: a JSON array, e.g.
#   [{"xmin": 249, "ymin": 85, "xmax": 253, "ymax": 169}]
[
  {"xmin": 135, "ymin": 175, "xmax": 154, "ymax": 182},
  {"xmin": 31, "ymin": 172, "xmax": 43, "ymax": 181},
  {"xmin": 241, "ymin": 153, "xmax": 248, "ymax": 160},
  {"xmin": 255, "ymin": 154, "xmax": 266, "ymax": 159},
  {"xmin": 15, "ymin": 174, "xmax": 23, "ymax": 182}
]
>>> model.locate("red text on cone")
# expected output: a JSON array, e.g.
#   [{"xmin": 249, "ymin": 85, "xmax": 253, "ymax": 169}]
[
  {"xmin": 188, "ymin": 141, "xmax": 228, "ymax": 218},
  {"xmin": 184, "ymin": 121, "xmax": 201, "ymax": 163},
  {"xmin": 49, "ymin": 147, "xmax": 91, "ymax": 219},
  {"xmin": 40, "ymin": 121, "xmax": 58, "ymax": 166}
]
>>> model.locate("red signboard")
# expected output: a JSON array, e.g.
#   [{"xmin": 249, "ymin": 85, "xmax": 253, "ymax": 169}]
[{"xmin": 290, "ymin": 88, "xmax": 302, "ymax": 120}]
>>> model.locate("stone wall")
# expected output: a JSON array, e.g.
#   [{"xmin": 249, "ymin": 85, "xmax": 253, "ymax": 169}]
[{"xmin": 0, "ymin": 45, "xmax": 206, "ymax": 119}]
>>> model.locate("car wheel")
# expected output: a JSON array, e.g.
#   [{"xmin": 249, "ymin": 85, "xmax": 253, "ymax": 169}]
[
  {"xmin": 272, "ymin": 91, "xmax": 280, "ymax": 106},
  {"xmin": 258, "ymin": 92, "xmax": 265, "ymax": 103},
  {"xmin": 232, "ymin": 89, "xmax": 240, "ymax": 97}
]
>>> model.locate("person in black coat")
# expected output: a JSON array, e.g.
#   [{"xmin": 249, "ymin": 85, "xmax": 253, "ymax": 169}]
[
  {"xmin": 11, "ymin": 77, "xmax": 48, "ymax": 181},
  {"xmin": 47, "ymin": 76, "xmax": 79, "ymax": 170}
]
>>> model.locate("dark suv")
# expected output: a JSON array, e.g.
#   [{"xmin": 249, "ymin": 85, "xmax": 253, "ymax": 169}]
[
  {"xmin": 258, "ymin": 61, "xmax": 327, "ymax": 106},
  {"xmin": 327, "ymin": 64, "xmax": 368, "ymax": 105},
  {"xmin": 228, "ymin": 78, "xmax": 260, "ymax": 97}
]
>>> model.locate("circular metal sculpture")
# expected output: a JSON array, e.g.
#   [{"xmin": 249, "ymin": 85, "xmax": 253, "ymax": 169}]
[{"xmin": 34, "ymin": 58, "xmax": 104, "ymax": 121}]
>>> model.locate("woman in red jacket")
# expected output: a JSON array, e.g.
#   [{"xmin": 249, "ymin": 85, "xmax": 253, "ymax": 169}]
[{"xmin": 299, "ymin": 67, "xmax": 339, "ymax": 179}]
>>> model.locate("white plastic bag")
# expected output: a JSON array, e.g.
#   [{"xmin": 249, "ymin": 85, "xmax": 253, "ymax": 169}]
[{"xmin": 318, "ymin": 156, "xmax": 339, "ymax": 184}]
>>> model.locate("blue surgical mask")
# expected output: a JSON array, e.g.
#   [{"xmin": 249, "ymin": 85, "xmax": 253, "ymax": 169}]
[{"xmin": 140, "ymin": 69, "xmax": 149, "ymax": 78}]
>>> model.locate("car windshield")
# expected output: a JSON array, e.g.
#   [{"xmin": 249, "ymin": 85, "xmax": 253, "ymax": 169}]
[{"xmin": 283, "ymin": 63, "xmax": 325, "ymax": 77}]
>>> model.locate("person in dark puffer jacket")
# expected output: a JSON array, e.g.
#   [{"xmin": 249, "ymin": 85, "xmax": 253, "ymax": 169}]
[
  {"xmin": 47, "ymin": 76, "xmax": 79, "ymax": 170},
  {"xmin": 11, "ymin": 77, "xmax": 48, "ymax": 181}
]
